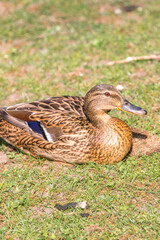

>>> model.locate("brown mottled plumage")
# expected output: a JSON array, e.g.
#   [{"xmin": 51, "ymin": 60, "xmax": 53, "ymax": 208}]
[{"xmin": 0, "ymin": 84, "xmax": 148, "ymax": 164}]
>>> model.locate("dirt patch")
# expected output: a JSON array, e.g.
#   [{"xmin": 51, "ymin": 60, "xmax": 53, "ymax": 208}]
[
  {"xmin": 131, "ymin": 127, "xmax": 160, "ymax": 157},
  {"xmin": 152, "ymin": 103, "xmax": 160, "ymax": 112},
  {"xmin": 13, "ymin": 64, "xmax": 40, "ymax": 79},
  {"xmin": 0, "ymin": 42, "xmax": 13, "ymax": 54},
  {"xmin": 0, "ymin": 151, "xmax": 9, "ymax": 164},
  {"xmin": 0, "ymin": 39, "xmax": 32, "ymax": 58},
  {"xmin": 98, "ymin": 3, "xmax": 113, "ymax": 14},
  {"xmin": 29, "ymin": 206, "xmax": 53, "ymax": 218},
  {"xmin": 0, "ymin": 2, "xmax": 16, "ymax": 19},
  {"xmin": 86, "ymin": 225, "xmax": 104, "ymax": 234},
  {"xmin": 120, "ymin": 233, "xmax": 140, "ymax": 240},
  {"xmin": 131, "ymin": 68, "xmax": 147, "ymax": 79},
  {"xmin": 1, "ymin": 92, "xmax": 23, "ymax": 106},
  {"xmin": 95, "ymin": 15, "xmax": 126, "ymax": 26},
  {"xmin": 27, "ymin": 2, "xmax": 44, "ymax": 13},
  {"xmin": 125, "ymin": 12, "xmax": 142, "ymax": 22},
  {"xmin": 0, "ymin": 151, "xmax": 9, "ymax": 173}
]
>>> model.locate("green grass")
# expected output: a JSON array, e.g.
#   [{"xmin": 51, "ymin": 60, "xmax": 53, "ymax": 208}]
[{"xmin": 0, "ymin": 0, "xmax": 159, "ymax": 239}]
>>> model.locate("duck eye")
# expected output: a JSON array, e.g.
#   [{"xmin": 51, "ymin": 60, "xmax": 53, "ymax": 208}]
[{"xmin": 104, "ymin": 92, "xmax": 110, "ymax": 97}]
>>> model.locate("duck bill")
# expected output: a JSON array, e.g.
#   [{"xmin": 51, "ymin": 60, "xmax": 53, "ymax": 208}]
[{"xmin": 118, "ymin": 99, "xmax": 147, "ymax": 115}]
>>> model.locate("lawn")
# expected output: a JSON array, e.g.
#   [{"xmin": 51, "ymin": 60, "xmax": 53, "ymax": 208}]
[{"xmin": 0, "ymin": 0, "xmax": 159, "ymax": 239}]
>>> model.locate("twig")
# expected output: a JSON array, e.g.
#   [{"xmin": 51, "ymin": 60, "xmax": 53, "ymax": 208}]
[{"xmin": 104, "ymin": 55, "xmax": 160, "ymax": 66}]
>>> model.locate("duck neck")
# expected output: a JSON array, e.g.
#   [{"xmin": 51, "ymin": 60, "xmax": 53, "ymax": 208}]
[{"xmin": 85, "ymin": 109, "xmax": 111, "ymax": 128}]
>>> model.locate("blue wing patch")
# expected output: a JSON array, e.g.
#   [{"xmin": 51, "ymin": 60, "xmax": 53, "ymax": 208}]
[{"xmin": 28, "ymin": 121, "xmax": 47, "ymax": 140}]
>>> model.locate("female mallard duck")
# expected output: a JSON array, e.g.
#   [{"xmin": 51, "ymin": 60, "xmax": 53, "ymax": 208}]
[{"xmin": 0, "ymin": 84, "xmax": 147, "ymax": 164}]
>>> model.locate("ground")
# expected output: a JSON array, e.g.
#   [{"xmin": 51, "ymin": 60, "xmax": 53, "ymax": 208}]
[{"xmin": 0, "ymin": 0, "xmax": 159, "ymax": 239}]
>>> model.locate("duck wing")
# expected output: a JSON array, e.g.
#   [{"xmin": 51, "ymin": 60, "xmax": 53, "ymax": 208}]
[
  {"xmin": 6, "ymin": 96, "xmax": 85, "ymax": 117},
  {"xmin": 2, "ymin": 96, "xmax": 86, "ymax": 142}
]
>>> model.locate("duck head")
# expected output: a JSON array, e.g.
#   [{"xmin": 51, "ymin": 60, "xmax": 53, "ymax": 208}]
[{"xmin": 84, "ymin": 84, "xmax": 147, "ymax": 126}]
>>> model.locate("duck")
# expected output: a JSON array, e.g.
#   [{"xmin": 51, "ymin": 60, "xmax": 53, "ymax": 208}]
[{"xmin": 0, "ymin": 84, "xmax": 147, "ymax": 164}]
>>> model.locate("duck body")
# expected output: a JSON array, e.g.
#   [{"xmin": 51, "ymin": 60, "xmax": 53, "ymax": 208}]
[
  {"xmin": 90, "ymin": 117, "xmax": 133, "ymax": 164},
  {"xmin": 0, "ymin": 84, "xmax": 146, "ymax": 164}
]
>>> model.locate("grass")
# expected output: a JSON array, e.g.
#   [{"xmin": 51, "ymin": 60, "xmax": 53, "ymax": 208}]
[{"xmin": 0, "ymin": 0, "xmax": 160, "ymax": 239}]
